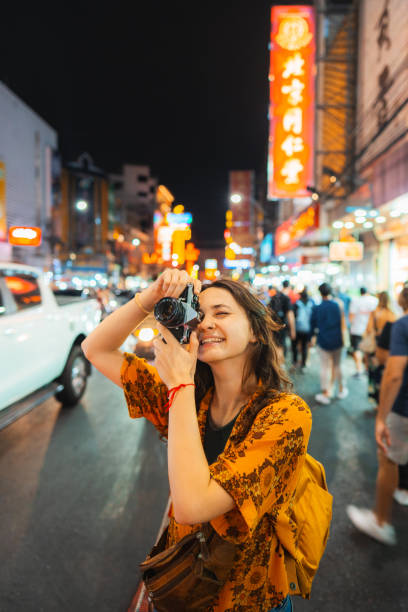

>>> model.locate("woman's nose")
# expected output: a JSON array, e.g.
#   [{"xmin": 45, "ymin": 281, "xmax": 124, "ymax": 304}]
[{"xmin": 198, "ymin": 313, "xmax": 215, "ymax": 330}]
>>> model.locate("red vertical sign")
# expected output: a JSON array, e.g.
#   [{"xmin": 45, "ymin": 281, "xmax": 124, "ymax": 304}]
[{"xmin": 268, "ymin": 5, "xmax": 316, "ymax": 199}]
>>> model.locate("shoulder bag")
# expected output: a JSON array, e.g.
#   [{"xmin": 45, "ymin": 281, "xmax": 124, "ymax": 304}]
[{"xmin": 139, "ymin": 522, "xmax": 236, "ymax": 611}]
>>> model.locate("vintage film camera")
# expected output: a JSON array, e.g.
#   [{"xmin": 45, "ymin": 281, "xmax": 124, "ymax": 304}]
[{"xmin": 154, "ymin": 283, "xmax": 203, "ymax": 344}]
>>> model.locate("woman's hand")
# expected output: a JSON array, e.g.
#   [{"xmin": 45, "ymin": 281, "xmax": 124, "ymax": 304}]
[
  {"xmin": 138, "ymin": 269, "xmax": 202, "ymax": 312},
  {"xmin": 375, "ymin": 417, "xmax": 391, "ymax": 455},
  {"xmin": 153, "ymin": 323, "xmax": 199, "ymax": 389}
]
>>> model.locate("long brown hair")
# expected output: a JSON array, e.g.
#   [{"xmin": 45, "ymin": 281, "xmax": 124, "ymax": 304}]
[
  {"xmin": 378, "ymin": 291, "xmax": 391, "ymax": 311},
  {"xmin": 194, "ymin": 278, "xmax": 292, "ymax": 443}
]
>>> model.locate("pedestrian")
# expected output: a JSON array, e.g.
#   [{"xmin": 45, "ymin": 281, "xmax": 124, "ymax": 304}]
[
  {"xmin": 268, "ymin": 284, "xmax": 296, "ymax": 361},
  {"xmin": 369, "ymin": 307, "xmax": 408, "ymax": 507},
  {"xmin": 82, "ymin": 269, "xmax": 312, "ymax": 611},
  {"xmin": 347, "ymin": 287, "xmax": 408, "ymax": 545},
  {"xmin": 365, "ymin": 292, "xmax": 396, "ymax": 403},
  {"xmin": 310, "ymin": 282, "xmax": 348, "ymax": 404},
  {"xmin": 283, "ymin": 279, "xmax": 299, "ymax": 305},
  {"xmin": 349, "ymin": 287, "xmax": 377, "ymax": 376},
  {"xmin": 292, "ymin": 288, "xmax": 314, "ymax": 370}
]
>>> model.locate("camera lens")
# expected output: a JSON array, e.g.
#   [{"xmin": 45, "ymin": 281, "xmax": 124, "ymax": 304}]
[{"xmin": 154, "ymin": 297, "xmax": 185, "ymax": 326}]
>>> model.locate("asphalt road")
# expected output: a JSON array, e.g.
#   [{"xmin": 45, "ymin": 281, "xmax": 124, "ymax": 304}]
[{"xmin": 0, "ymin": 349, "xmax": 407, "ymax": 612}]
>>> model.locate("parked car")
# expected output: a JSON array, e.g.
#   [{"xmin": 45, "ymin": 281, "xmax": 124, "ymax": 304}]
[{"xmin": 0, "ymin": 263, "xmax": 102, "ymax": 422}]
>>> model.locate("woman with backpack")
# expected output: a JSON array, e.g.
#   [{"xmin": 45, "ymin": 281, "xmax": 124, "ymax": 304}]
[
  {"xmin": 292, "ymin": 288, "xmax": 314, "ymax": 370},
  {"xmin": 82, "ymin": 269, "xmax": 314, "ymax": 611}
]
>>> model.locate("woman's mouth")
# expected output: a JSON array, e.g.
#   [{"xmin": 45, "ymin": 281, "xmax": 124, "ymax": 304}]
[{"xmin": 199, "ymin": 337, "xmax": 225, "ymax": 347}]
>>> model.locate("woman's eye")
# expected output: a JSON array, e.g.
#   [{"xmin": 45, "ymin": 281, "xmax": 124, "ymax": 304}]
[{"xmin": 216, "ymin": 312, "xmax": 228, "ymax": 316}]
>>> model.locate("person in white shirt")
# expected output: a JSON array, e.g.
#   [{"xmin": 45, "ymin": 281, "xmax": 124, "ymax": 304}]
[{"xmin": 349, "ymin": 287, "xmax": 377, "ymax": 376}]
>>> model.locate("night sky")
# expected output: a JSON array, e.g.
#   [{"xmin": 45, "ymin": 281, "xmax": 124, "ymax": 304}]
[{"xmin": 3, "ymin": 1, "xmax": 277, "ymax": 244}]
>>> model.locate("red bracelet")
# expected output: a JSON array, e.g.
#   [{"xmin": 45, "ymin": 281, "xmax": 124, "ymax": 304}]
[{"xmin": 164, "ymin": 383, "xmax": 196, "ymax": 412}]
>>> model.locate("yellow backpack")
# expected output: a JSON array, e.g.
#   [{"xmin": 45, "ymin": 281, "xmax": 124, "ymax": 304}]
[{"xmin": 276, "ymin": 453, "xmax": 333, "ymax": 599}]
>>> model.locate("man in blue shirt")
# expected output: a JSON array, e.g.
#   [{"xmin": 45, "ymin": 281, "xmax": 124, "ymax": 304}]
[
  {"xmin": 310, "ymin": 283, "xmax": 348, "ymax": 404},
  {"xmin": 347, "ymin": 288, "xmax": 408, "ymax": 545}
]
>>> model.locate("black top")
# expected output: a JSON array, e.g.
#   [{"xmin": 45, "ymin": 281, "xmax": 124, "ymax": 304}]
[
  {"xmin": 203, "ymin": 408, "xmax": 239, "ymax": 465},
  {"xmin": 377, "ymin": 321, "xmax": 393, "ymax": 350},
  {"xmin": 268, "ymin": 291, "xmax": 291, "ymax": 326}
]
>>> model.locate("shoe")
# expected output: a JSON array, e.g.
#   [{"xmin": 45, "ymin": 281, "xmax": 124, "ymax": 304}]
[
  {"xmin": 315, "ymin": 393, "xmax": 331, "ymax": 405},
  {"xmin": 346, "ymin": 505, "xmax": 397, "ymax": 545},
  {"xmin": 393, "ymin": 488, "xmax": 408, "ymax": 506},
  {"xmin": 337, "ymin": 388, "xmax": 349, "ymax": 399}
]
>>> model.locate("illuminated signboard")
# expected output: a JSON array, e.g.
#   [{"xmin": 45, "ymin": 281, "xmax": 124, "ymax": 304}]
[
  {"xmin": 223, "ymin": 258, "xmax": 252, "ymax": 269},
  {"xmin": 329, "ymin": 241, "xmax": 364, "ymax": 261},
  {"xmin": 167, "ymin": 212, "xmax": 193, "ymax": 226},
  {"xmin": 275, "ymin": 203, "xmax": 319, "ymax": 255},
  {"xmin": 268, "ymin": 5, "xmax": 316, "ymax": 199},
  {"xmin": 8, "ymin": 226, "xmax": 42, "ymax": 247}
]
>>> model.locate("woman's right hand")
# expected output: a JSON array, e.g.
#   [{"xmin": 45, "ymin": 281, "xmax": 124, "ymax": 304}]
[{"xmin": 139, "ymin": 269, "xmax": 202, "ymax": 312}]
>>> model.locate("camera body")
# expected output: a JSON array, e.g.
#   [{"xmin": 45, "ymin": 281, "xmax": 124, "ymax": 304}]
[{"xmin": 154, "ymin": 283, "xmax": 203, "ymax": 344}]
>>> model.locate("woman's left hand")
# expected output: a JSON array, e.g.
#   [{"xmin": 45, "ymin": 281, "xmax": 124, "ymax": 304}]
[{"xmin": 153, "ymin": 323, "xmax": 199, "ymax": 389}]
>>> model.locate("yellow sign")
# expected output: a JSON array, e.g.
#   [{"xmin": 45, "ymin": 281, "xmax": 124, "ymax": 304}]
[
  {"xmin": 329, "ymin": 241, "xmax": 364, "ymax": 261},
  {"xmin": 0, "ymin": 161, "xmax": 6, "ymax": 241}
]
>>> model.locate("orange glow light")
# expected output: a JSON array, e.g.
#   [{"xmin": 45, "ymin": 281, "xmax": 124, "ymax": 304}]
[
  {"xmin": 9, "ymin": 226, "xmax": 42, "ymax": 247},
  {"xmin": 268, "ymin": 6, "xmax": 315, "ymax": 198},
  {"xmin": 275, "ymin": 203, "xmax": 319, "ymax": 255}
]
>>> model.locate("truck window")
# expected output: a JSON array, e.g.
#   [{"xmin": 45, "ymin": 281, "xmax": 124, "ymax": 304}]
[{"xmin": 4, "ymin": 273, "xmax": 42, "ymax": 311}]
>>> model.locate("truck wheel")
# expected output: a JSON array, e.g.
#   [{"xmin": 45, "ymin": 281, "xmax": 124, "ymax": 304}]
[{"xmin": 56, "ymin": 345, "xmax": 89, "ymax": 407}]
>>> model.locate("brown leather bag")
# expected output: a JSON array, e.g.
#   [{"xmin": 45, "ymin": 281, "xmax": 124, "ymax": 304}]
[{"xmin": 139, "ymin": 522, "xmax": 236, "ymax": 611}]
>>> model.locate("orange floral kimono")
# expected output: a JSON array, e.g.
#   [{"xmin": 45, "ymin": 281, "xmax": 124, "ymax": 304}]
[{"xmin": 121, "ymin": 353, "xmax": 312, "ymax": 612}]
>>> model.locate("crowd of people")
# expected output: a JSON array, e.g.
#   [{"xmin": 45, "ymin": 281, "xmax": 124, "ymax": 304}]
[{"xmin": 265, "ymin": 279, "xmax": 408, "ymax": 546}]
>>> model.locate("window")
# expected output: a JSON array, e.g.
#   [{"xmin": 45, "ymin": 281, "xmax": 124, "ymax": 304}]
[
  {"xmin": 137, "ymin": 191, "xmax": 148, "ymax": 197},
  {"xmin": 4, "ymin": 272, "xmax": 42, "ymax": 311},
  {"xmin": 138, "ymin": 175, "xmax": 148, "ymax": 182}
]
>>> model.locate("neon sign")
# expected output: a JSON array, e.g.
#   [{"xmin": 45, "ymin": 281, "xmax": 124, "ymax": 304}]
[
  {"xmin": 9, "ymin": 226, "xmax": 42, "ymax": 246},
  {"xmin": 268, "ymin": 6, "xmax": 316, "ymax": 198}
]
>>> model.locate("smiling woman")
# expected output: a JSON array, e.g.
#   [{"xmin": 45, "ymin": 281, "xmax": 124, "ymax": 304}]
[{"xmin": 82, "ymin": 269, "xmax": 313, "ymax": 611}]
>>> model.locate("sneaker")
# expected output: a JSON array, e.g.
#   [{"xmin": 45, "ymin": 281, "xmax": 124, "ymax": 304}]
[
  {"xmin": 315, "ymin": 393, "xmax": 331, "ymax": 405},
  {"xmin": 346, "ymin": 505, "xmax": 397, "ymax": 545},
  {"xmin": 393, "ymin": 488, "xmax": 408, "ymax": 506},
  {"xmin": 337, "ymin": 388, "xmax": 349, "ymax": 399}
]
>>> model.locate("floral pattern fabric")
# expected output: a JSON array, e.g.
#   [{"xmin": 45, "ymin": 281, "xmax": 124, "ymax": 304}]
[{"xmin": 121, "ymin": 353, "xmax": 312, "ymax": 611}]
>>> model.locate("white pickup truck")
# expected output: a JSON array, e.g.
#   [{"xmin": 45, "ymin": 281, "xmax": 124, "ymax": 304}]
[{"xmin": 0, "ymin": 262, "xmax": 101, "ymax": 426}]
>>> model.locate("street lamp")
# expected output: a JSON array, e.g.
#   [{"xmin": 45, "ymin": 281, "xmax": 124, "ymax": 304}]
[
  {"xmin": 230, "ymin": 193, "xmax": 242, "ymax": 204},
  {"xmin": 75, "ymin": 200, "xmax": 88, "ymax": 212}
]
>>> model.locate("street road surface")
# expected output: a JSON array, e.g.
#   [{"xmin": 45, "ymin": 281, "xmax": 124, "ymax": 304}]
[{"xmin": 0, "ymin": 349, "xmax": 407, "ymax": 611}]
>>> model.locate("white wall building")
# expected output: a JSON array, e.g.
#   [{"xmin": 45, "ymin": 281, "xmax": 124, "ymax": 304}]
[{"xmin": 0, "ymin": 81, "xmax": 58, "ymax": 264}]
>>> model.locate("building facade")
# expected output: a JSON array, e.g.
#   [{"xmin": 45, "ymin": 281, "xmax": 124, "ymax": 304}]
[{"xmin": 0, "ymin": 81, "xmax": 58, "ymax": 266}]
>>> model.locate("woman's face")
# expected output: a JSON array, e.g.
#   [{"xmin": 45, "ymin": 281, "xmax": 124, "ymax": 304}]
[{"xmin": 196, "ymin": 287, "xmax": 256, "ymax": 364}]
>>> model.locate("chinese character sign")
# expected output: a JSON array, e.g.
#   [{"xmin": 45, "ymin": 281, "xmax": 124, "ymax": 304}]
[{"xmin": 268, "ymin": 6, "xmax": 316, "ymax": 199}]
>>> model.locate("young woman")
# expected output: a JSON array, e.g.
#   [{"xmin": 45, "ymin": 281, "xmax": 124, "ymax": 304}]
[
  {"xmin": 82, "ymin": 269, "xmax": 312, "ymax": 611},
  {"xmin": 366, "ymin": 292, "xmax": 396, "ymax": 402}
]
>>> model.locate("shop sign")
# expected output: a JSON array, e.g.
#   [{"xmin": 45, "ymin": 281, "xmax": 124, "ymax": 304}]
[
  {"xmin": 329, "ymin": 241, "xmax": 364, "ymax": 261},
  {"xmin": 275, "ymin": 203, "xmax": 319, "ymax": 255},
  {"xmin": 267, "ymin": 5, "xmax": 316, "ymax": 199},
  {"xmin": 8, "ymin": 226, "xmax": 42, "ymax": 247}
]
